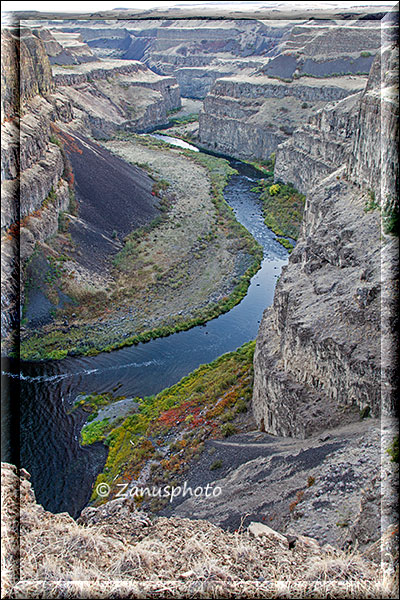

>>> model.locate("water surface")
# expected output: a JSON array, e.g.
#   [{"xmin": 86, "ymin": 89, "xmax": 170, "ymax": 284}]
[{"xmin": 2, "ymin": 149, "xmax": 289, "ymax": 517}]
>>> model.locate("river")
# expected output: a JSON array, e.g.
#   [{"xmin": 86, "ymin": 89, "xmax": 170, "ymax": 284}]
[{"xmin": 1, "ymin": 136, "xmax": 290, "ymax": 518}]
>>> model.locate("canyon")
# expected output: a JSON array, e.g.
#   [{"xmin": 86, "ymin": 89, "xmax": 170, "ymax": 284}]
[
  {"xmin": 1, "ymin": 4, "xmax": 399, "ymax": 598},
  {"xmin": 1, "ymin": 27, "xmax": 183, "ymax": 346}
]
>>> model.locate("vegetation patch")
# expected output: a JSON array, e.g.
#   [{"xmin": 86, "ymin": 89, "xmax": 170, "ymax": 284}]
[
  {"xmin": 276, "ymin": 237, "xmax": 294, "ymax": 252},
  {"xmin": 168, "ymin": 113, "xmax": 199, "ymax": 126},
  {"xmin": 364, "ymin": 190, "xmax": 399, "ymax": 236},
  {"xmin": 252, "ymin": 180, "xmax": 306, "ymax": 240},
  {"xmin": 88, "ymin": 340, "xmax": 255, "ymax": 509},
  {"xmin": 386, "ymin": 435, "xmax": 399, "ymax": 463},
  {"xmin": 245, "ymin": 157, "xmax": 274, "ymax": 178},
  {"xmin": 20, "ymin": 136, "xmax": 263, "ymax": 361}
]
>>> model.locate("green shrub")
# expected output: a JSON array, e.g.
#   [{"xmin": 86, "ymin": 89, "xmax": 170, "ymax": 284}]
[
  {"xmin": 382, "ymin": 203, "xmax": 399, "ymax": 236},
  {"xmin": 387, "ymin": 435, "xmax": 399, "ymax": 463},
  {"xmin": 234, "ymin": 399, "xmax": 248, "ymax": 414},
  {"xmin": 221, "ymin": 409, "xmax": 234, "ymax": 423},
  {"xmin": 50, "ymin": 135, "xmax": 61, "ymax": 146},
  {"xmin": 221, "ymin": 423, "xmax": 237, "ymax": 437},
  {"xmin": 364, "ymin": 189, "xmax": 379, "ymax": 213},
  {"xmin": 58, "ymin": 211, "xmax": 68, "ymax": 233},
  {"xmin": 210, "ymin": 459, "xmax": 222, "ymax": 470},
  {"xmin": 68, "ymin": 189, "xmax": 78, "ymax": 216},
  {"xmin": 360, "ymin": 406, "xmax": 371, "ymax": 419},
  {"xmin": 269, "ymin": 184, "xmax": 281, "ymax": 196}
]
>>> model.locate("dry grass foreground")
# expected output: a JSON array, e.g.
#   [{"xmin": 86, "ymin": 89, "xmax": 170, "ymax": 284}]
[{"xmin": 1, "ymin": 463, "xmax": 397, "ymax": 599}]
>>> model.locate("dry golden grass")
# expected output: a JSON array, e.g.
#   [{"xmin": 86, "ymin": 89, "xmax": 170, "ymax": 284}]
[{"xmin": 1, "ymin": 463, "xmax": 398, "ymax": 599}]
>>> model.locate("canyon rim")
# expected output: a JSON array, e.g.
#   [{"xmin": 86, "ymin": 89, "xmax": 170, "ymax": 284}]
[{"xmin": 1, "ymin": 1, "xmax": 399, "ymax": 599}]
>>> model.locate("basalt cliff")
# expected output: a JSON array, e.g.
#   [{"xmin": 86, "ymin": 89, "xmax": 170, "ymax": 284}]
[
  {"xmin": 1, "ymin": 27, "xmax": 180, "ymax": 344},
  {"xmin": 197, "ymin": 18, "xmax": 382, "ymax": 160},
  {"xmin": 252, "ymin": 42, "xmax": 399, "ymax": 438},
  {"xmin": 38, "ymin": 18, "xmax": 291, "ymax": 98}
]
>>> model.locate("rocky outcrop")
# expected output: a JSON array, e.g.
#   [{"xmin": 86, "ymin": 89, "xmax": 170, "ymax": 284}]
[
  {"xmin": 1, "ymin": 28, "xmax": 54, "ymax": 120},
  {"xmin": 198, "ymin": 74, "xmax": 366, "ymax": 161},
  {"xmin": 262, "ymin": 21, "xmax": 381, "ymax": 79},
  {"xmin": 1, "ymin": 27, "xmax": 181, "ymax": 344},
  {"xmin": 1, "ymin": 29, "xmax": 75, "ymax": 341},
  {"xmin": 275, "ymin": 43, "xmax": 399, "ymax": 201},
  {"xmin": 252, "ymin": 43, "xmax": 398, "ymax": 438},
  {"xmin": 49, "ymin": 19, "xmax": 292, "ymax": 98},
  {"xmin": 252, "ymin": 170, "xmax": 382, "ymax": 438},
  {"xmin": 1, "ymin": 461, "xmax": 392, "ymax": 599},
  {"xmin": 196, "ymin": 15, "xmax": 386, "ymax": 161},
  {"xmin": 40, "ymin": 29, "xmax": 97, "ymax": 64},
  {"xmin": 52, "ymin": 59, "xmax": 180, "ymax": 137},
  {"xmin": 348, "ymin": 43, "xmax": 399, "ymax": 206},
  {"xmin": 274, "ymin": 91, "xmax": 361, "ymax": 194}
]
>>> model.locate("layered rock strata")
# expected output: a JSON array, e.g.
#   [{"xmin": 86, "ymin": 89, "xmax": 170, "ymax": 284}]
[
  {"xmin": 198, "ymin": 74, "xmax": 366, "ymax": 161},
  {"xmin": 1, "ymin": 30, "xmax": 73, "ymax": 339},
  {"xmin": 44, "ymin": 19, "xmax": 292, "ymax": 98},
  {"xmin": 274, "ymin": 31, "xmax": 399, "ymax": 200},
  {"xmin": 52, "ymin": 59, "xmax": 180, "ymax": 137},
  {"xmin": 262, "ymin": 20, "xmax": 381, "ymax": 79},
  {"xmin": 274, "ymin": 91, "xmax": 361, "ymax": 194},
  {"xmin": 33, "ymin": 28, "xmax": 97, "ymax": 64},
  {"xmin": 252, "ymin": 43, "xmax": 398, "ymax": 438},
  {"xmin": 1, "ymin": 27, "xmax": 181, "ymax": 342}
]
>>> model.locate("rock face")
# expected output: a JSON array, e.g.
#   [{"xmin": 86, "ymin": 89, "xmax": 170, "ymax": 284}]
[
  {"xmin": 197, "ymin": 16, "xmax": 383, "ymax": 161},
  {"xmin": 56, "ymin": 19, "xmax": 292, "ymax": 98},
  {"xmin": 1, "ymin": 461, "xmax": 392, "ymax": 599},
  {"xmin": 52, "ymin": 59, "xmax": 180, "ymax": 137},
  {"xmin": 1, "ymin": 28, "xmax": 54, "ymax": 120},
  {"xmin": 198, "ymin": 74, "xmax": 366, "ymax": 161},
  {"xmin": 348, "ymin": 43, "xmax": 399, "ymax": 207},
  {"xmin": 274, "ymin": 91, "xmax": 361, "ymax": 194},
  {"xmin": 252, "ymin": 43, "xmax": 399, "ymax": 438},
  {"xmin": 261, "ymin": 21, "xmax": 380, "ymax": 79},
  {"xmin": 39, "ymin": 29, "xmax": 98, "ymax": 64},
  {"xmin": 1, "ymin": 30, "xmax": 73, "ymax": 339},
  {"xmin": 0, "ymin": 27, "xmax": 181, "ymax": 343}
]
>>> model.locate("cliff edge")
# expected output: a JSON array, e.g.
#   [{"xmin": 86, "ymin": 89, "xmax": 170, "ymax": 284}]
[
  {"xmin": 252, "ymin": 42, "xmax": 398, "ymax": 438},
  {"xmin": 1, "ymin": 462, "xmax": 396, "ymax": 599}
]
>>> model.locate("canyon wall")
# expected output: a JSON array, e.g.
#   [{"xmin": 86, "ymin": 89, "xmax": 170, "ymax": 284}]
[
  {"xmin": 273, "ymin": 91, "xmax": 361, "ymax": 194},
  {"xmin": 52, "ymin": 59, "xmax": 180, "ymax": 138},
  {"xmin": 252, "ymin": 42, "xmax": 399, "ymax": 438},
  {"xmin": 261, "ymin": 20, "xmax": 380, "ymax": 79},
  {"xmin": 53, "ymin": 19, "xmax": 291, "ymax": 98},
  {"xmin": 1, "ymin": 27, "xmax": 180, "ymax": 343},
  {"xmin": 198, "ymin": 74, "xmax": 366, "ymax": 161},
  {"xmin": 197, "ymin": 17, "xmax": 382, "ymax": 161},
  {"xmin": 1, "ymin": 29, "xmax": 72, "ymax": 339}
]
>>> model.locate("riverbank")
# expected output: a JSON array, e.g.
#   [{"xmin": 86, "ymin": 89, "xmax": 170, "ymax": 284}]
[
  {"xmin": 78, "ymin": 341, "xmax": 256, "ymax": 508},
  {"xmin": 19, "ymin": 133, "xmax": 262, "ymax": 360}
]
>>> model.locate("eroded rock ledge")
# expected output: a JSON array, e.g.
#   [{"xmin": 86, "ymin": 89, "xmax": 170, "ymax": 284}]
[
  {"xmin": 1, "ymin": 461, "xmax": 395, "ymax": 599},
  {"xmin": 252, "ymin": 43, "xmax": 398, "ymax": 438},
  {"xmin": 198, "ymin": 74, "xmax": 366, "ymax": 161},
  {"xmin": 1, "ymin": 27, "xmax": 181, "ymax": 343}
]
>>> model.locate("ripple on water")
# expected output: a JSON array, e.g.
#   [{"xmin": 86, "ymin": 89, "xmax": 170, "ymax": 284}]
[{"xmin": 6, "ymin": 157, "xmax": 290, "ymax": 517}]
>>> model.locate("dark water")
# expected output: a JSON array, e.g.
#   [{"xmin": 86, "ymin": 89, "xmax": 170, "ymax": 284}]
[{"xmin": 2, "ymin": 152, "xmax": 290, "ymax": 518}]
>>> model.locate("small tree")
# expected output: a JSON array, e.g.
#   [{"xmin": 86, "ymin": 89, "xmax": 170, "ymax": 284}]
[{"xmin": 269, "ymin": 184, "xmax": 281, "ymax": 196}]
